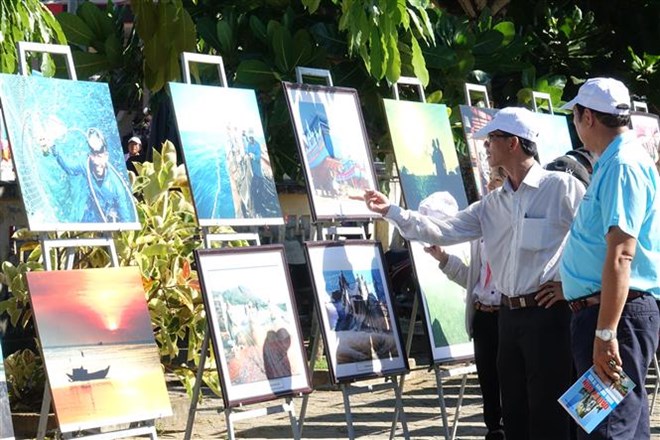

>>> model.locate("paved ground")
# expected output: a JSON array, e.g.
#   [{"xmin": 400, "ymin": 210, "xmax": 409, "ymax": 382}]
[{"xmin": 154, "ymin": 364, "xmax": 660, "ymax": 440}]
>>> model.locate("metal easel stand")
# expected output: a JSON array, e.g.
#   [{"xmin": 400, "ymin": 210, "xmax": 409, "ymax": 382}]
[
  {"xmin": 179, "ymin": 51, "xmax": 298, "ymax": 440},
  {"xmin": 389, "ymin": 78, "xmax": 479, "ymax": 440},
  {"xmin": 532, "ymin": 91, "xmax": 553, "ymax": 114},
  {"xmin": 464, "ymin": 83, "xmax": 491, "ymax": 108},
  {"xmin": 294, "ymin": 66, "xmax": 409, "ymax": 438},
  {"xmin": 17, "ymin": 41, "xmax": 157, "ymax": 440}
]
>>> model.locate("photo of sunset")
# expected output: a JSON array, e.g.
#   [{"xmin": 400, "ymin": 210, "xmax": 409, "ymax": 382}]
[{"xmin": 26, "ymin": 267, "xmax": 171, "ymax": 433}]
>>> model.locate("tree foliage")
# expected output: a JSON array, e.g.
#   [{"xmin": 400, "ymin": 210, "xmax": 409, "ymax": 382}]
[{"xmin": 0, "ymin": 0, "xmax": 66, "ymax": 74}]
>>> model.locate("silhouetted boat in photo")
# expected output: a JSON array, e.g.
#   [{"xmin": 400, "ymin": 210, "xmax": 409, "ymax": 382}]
[{"xmin": 67, "ymin": 365, "xmax": 110, "ymax": 382}]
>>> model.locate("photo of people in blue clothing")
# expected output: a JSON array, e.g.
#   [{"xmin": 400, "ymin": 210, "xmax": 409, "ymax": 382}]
[{"xmin": 0, "ymin": 74, "xmax": 139, "ymax": 231}]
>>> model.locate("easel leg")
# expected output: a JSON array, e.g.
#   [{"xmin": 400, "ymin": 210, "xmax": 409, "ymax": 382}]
[
  {"xmin": 225, "ymin": 408, "xmax": 236, "ymax": 440},
  {"xmin": 450, "ymin": 374, "xmax": 469, "ymax": 440},
  {"xmin": 389, "ymin": 375, "xmax": 410, "ymax": 440},
  {"xmin": 37, "ymin": 385, "xmax": 52, "ymax": 440},
  {"xmin": 434, "ymin": 365, "xmax": 451, "ymax": 440},
  {"xmin": 391, "ymin": 296, "xmax": 419, "ymax": 434},
  {"xmin": 286, "ymin": 397, "xmax": 301, "ymax": 440},
  {"xmin": 299, "ymin": 307, "xmax": 321, "ymax": 436},
  {"xmin": 340, "ymin": 384, "xmax": 355, "ymax": 439},
  {"xmin": 183, "ymin": 328, "xmax": 210, "ymax": 440}
]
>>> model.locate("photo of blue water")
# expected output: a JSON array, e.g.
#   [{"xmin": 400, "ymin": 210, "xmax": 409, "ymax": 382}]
[
  {"xmin": 0, "ymin": 74, "xmax": 138, "ymax": 231},
  {"xmin": 169, "ymin": 82, "xmax": 282, "ymax": 225}
]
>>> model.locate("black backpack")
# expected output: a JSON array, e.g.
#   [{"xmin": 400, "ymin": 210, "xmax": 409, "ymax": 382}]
[{"xmin": 544, "ymin": 148, "xmax": 595, "ymax": 188}]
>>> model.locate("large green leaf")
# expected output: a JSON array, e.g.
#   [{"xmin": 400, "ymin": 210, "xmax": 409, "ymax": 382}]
[
  {"xmin": 56, "ymin": 13, "xmax": 94, "ymax": 46},
  {"xmin": 216, "ymin": 20, "xmax": 233, "ymax": 56},
  {"xmin": 71, "ymin": 51, "xmax": 111, "ymax": 79},
  {"xmin": 235, "ymin": 59, "xmax": 280, "ymax": 89},
  {"xmin": 410, "ymin": 37, "xmax": 429, "ymax": 86},
  {"xmin": 473, "ymin": 30, "xmax": 504, "ymax": 55},
  {"xmin": 77, "ymin": 2, "xmax": 114, "ymax": 42},
  {"xmin": 385, "ymin": 33, "xmax": 401, "ymax": 82},
  {"xmin": 369, "ymin": 28, "xmax": 386, "ymax": 80},
  {"xmin": 196, "ymin": 17, "xmax": 222, "ymax": 50},
  {"xmin": 249, "ymin": 16, "xmax": 268, "ymax": 44},
  {"xmin": 302, "ymin": 0, "xmax": 321, "ymax": 13},
  {"xmin": 493, "ymin": 21, "xmax": 515, "ymax": 46},
  {"xmin": 292, "ymin": 30, "xmax": 313, "ymax": 66},
  {"xmin": 272, "ymin": 25, "xmax": 295, "ymax": 73},
  {"xmin": 104, "ymin": 34, "xmax": 122, "ymax": 67}
]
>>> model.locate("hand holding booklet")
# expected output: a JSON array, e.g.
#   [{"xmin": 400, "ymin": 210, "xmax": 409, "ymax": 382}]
[{"xmin": 558, "ymin": 366, "xmax": 635, "ymax": 433}]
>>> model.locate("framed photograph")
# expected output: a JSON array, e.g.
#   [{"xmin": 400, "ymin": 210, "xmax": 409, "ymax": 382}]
[
  {"xmin": 383, "ymin": 99, "xmax": 468, "ymax": 211},
  {"xmin": 194, "ymin": 245, "xmax": 311, "ymax": 407},
  {"xmin": 25, "ymin": 267, "xmax": 172, "ymax": 433},
  {"xmin": 282, "ymin": 82, "xmax": 378, "ymax": 222},
  {"xmin": 169, "ymin": 82, "xmax": 283, "ymax": 226},
  {"xmin": 459, "ymin": 105, "xmax": 499, "ymax": 198},
  {"xmin": 384, "ymin": 99, "xmax": 473, "ymax": 363},
  {"xmin": 304, "ymin": 241, "xmax": 408, "ymax": 383},
  {"xmin": 409, "ymin": 242, "xmax": 473, "ymax": 363},
  {"xmin": 630, "ymin": 111, "xmax": 660, "ymax": 165},
  {"xmin": 0, "ymin": 74, "xmax": 139, "ymax": 231},
  {"xmin": 0, "ymin": 342, "xmax": 14, "ymax": 440},
  {"xmin": 535, "ymin": 113, "xmax": 573, "ymax": 166}
]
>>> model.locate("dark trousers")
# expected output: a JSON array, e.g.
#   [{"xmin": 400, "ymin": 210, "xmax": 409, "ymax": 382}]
[
  {"xmin": 571, "ymin": 294, "xmax": 659, "ymax": 440},
  {"xmin": 498, "ymin": 303, "xmax": 573, "ymax": 440},
  {"xmin": 473, "ymin": 309, "xmax": 503, "ymax": 433}
]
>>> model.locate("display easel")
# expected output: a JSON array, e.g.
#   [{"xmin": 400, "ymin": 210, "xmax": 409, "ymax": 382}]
[
  {"xmin": 464, "ymin": 83, "xmax": 491, "ymax": 108},
  {"xmin": 532, "ymin": 91, "xmax": 553, "ymax": 113},
  {"xmin": 178, "ymin": 52, "xmax": 298, "ymax": 440},
  {"xmin": 295, "ymin": 66, "xmax": 409, "ymax": 440},
  {"xmin": 14, "ymin": 42, "xmax": 158, "ymax": 440},
  {"xmin": 384, "ymin": 78, "xmax": 477, "ymax": 440}
]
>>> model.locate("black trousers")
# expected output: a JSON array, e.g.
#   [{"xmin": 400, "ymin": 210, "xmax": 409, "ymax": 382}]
[
  {"xmin": 498, "ymin": 303, "xmax": 573, "ymax": 440},
  {"xmin": 472, "ymin": 309, "xmax": 503, "ymax": 433}
]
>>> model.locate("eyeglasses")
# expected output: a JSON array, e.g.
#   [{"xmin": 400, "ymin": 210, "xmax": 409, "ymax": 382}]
[{"xmin": 486, "ymin": 133, "xmax": 513, "ymax": 143}]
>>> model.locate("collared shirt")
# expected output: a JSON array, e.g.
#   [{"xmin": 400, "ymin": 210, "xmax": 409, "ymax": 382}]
[
  {"xmin": 561, "ymin": 131, "xmax": 660, "ymax": 300},
  {"xmin": 386, "ymin": 162, "xmax": 585, "ymax": 297}
]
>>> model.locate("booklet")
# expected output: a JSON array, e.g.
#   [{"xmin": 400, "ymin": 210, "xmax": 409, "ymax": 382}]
[{"xmin": 558, "ymin": 366, "xmax": 635, "ymax": 433}]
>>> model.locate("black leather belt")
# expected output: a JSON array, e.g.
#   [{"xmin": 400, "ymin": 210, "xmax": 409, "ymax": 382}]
[{"xmin": 568, "ymin": 290, "xmax": 646, "ymax": 313}]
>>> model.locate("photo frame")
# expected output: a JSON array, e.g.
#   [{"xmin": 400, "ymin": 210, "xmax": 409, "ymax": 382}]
[
  {"xmin": 535, "ymin": 113, "xmax": 573, "ymax": 166},
  {"xmin": 25, "ymin": 267, "xmax": 171, "ymax": 433},
  {"xmin": 169, "ymin": 82, "xmax": 284, "ymax": 226},
  {"xmin": 630, "ymin": 111, "xmax": 660, "ymax": 165},
  {"xmin": 304, "ymin": 240, "xmax": 408, "ymax": 383},
  {"xmin": 0, "ymin": 342, "xmax": 14, "ymax": 440},
  {"xmin": 459, "ymin": 105, "xmax": 499, "ymax": 198},
  {"xmin": 384, "ymin": 99, "xmax": 473, "ymax": 363},
  {"xmin": 0, "ymin": 74, "xmax": 139, "ymax": 231},
  {"xmin": 194, "ymin": 245, "xmax": 311, "ymax": 407},
  {"xmin": 282, "ymin": 82, "xmax": 378, "ymax": 222}
]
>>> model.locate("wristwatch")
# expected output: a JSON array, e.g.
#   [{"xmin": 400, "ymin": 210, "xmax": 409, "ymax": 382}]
[{"xmin": 595, "ymin": 328, "xmax": 617, "ymax": 341}]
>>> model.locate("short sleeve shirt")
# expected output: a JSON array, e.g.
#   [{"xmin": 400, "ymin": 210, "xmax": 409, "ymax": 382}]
[{"xmin": 560, "ymin": 131, "xmax": 660, "ymax": 300}]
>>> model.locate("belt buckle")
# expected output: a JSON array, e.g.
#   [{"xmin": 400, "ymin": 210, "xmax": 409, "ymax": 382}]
[{"xmin": 519, "ymin": 297, "xmax": 526, "ymax": 308}]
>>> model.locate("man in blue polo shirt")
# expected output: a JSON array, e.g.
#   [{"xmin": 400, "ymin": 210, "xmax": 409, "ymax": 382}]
[{"xmin": 560, "ymin": 77, "xmax": 660, "ymax": 439}]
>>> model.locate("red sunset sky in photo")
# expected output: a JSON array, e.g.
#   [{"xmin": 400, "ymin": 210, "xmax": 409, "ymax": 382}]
[{"xmin": 27, "ymin": 267, "xmax": 155, "ymax": 347}]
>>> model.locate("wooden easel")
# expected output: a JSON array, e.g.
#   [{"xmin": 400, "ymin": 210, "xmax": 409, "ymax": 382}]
[
  {"xmin": 294, "ymin": 66, "xmax": 409, "ymax": 440},
  {"xmin": 14, "ymin": 41, "xmax": 158, "ymax": 440},
  {"xmin": 177, "ymin": 52, "xmax": 299, "ymax": 440}
]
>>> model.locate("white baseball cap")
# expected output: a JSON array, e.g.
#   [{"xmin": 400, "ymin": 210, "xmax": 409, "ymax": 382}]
[
  {"xmin": 128, "ymin": 136, "xmax": 142, "ymax": 145},
  {"xmin": 419, "ymin": 191, "xmax": 459, "ymax": 219},
  {"xmin": 473, "ymin": 107, "xmax": 540, "ymax": 142},
  {"xmin": 560, "ymin": 77, "xmax": 631, "ymax": 115}
]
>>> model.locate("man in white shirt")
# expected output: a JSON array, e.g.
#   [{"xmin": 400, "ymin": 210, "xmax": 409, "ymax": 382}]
[{"xmin": 362, "ymin": 107, "xmax": 585, "ymax": 440}]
